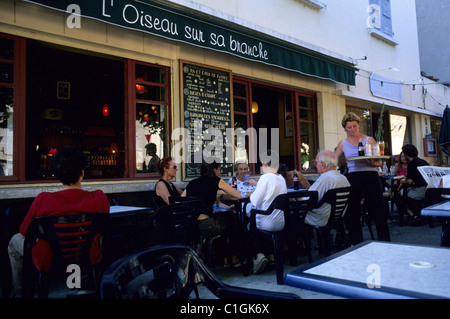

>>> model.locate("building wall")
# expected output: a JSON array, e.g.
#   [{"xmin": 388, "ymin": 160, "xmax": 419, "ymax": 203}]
[
  {"xmin": 1, "ymin": 0, "xmax": 449, "ymax": 198},
  {"xmin": 416, "ymin": 0, "xmax": 450, "ymax": 83}
]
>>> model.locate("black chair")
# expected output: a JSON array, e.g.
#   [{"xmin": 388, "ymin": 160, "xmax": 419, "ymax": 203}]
[
  {"xmin": 424, "ymin": 188, "xmax": 450, "ymax": 237},
  {"xmin": 308, "ymin": 187, "xmax": 351, "ymax": 256},
  {"xmin": 168, "ymin": 196, "xmax": 231, "ymax": 268},
  {"xmin": 100, "ymin": 244, "xmax": 300, "ymax": 299},
  {"xmin": 22, "ymin": 212, "xmax": 110, "ymax": 298},
  {"xmin": 150, "ymin": 201, "xmax": 202, "ymax": 248},
  {"xmin": 285, "ymin": 190, "xmax": 318, "ymax": 265},
  {"xmin": 249, "ymin": 193, "xmax": 288, "ymax": 284},
  {"xmin": 249, "ymin": 192, "xmax": 317, "ymax": 284}
]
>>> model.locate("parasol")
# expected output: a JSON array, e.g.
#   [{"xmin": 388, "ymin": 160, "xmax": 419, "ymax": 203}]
[{"xmin": 439, "ymin": 105, "xmax": 450, "ymax": 155}]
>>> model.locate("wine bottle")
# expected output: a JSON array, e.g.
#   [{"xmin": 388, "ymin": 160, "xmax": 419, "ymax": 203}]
[
  {"xmin": 358, "ymin": 138, "xmax": 364, "ymax": 156},
  {"xmin": 293, "ymin": 170, "xmax": 299, "ymax": 190}
]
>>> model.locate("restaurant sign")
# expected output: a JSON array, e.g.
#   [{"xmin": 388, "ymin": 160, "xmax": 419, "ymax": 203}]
[{"xmin": 25, "ymin": 0, "xmax": 356, "ymax": 85}]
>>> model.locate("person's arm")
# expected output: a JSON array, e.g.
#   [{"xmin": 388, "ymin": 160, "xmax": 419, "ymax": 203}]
[
  {"xmin": 155, "ymin": 181, "xmax": 171, "ymax": 205},
  {"xmin": 335, "ymin": 140, "xmax": 346, "ymax": 168},
  {"xmin": 218, "ymin": 179, "xmax": 242, "ymax": 199},
  {"xmin": 296, "ymin": 170, "xmax": 311, "ymax": 189}
]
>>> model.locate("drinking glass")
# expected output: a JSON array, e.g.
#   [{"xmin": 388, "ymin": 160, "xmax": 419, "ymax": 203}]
[{"xmin": 378, "ymin": 141, "xmax": 385, "ymax": 156}]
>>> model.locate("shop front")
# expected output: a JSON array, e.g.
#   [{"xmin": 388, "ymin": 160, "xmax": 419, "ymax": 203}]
[{"xmin": 0, "ymin": 0, "xmax": 357, "ymax": 200}]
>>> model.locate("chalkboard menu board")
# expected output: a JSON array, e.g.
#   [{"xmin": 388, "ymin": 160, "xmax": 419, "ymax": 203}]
[{"xmin": 180, "ymin": 61, "xmax": 234, "ymax": 179}]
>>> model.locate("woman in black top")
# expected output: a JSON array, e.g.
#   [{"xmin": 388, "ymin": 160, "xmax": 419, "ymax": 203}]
[
  {"xmin": 154, "ymin": 157, "xmax": 183, "ymax": 207},
  {"xmin": 183, "ymin": 162, "xmax": 242, "ymax": 267}
]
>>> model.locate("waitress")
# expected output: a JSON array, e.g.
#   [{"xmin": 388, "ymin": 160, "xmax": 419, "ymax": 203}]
[{"xmin": 335, "ymin": 112, "xmax": 390, "ymax": 245}]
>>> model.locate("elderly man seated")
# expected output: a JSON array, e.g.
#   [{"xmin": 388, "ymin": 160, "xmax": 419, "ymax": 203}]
[{"xmin": 298, "ymin": 149, "xmax": 350, "ymax": 227}]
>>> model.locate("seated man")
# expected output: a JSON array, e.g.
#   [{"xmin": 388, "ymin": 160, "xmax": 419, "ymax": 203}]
[
  {"xmin": 246, "ymin": 159, "xmax": 287, "ymax": 273},
  {"xmin": 8, "ymin": 146, "xmax": 110, "ymax": 297},
  {"xmin": 399, "ymin": 144, "xmax": 429, "ymax": 223},
  {"xmin": 300, "ymin": 150, "xmax": 350, "ymax": 227}
]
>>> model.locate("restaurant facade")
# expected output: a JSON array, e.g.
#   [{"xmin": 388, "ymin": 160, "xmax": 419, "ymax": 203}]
[{"xmin": 0, "ymin": 0, "xmax": 448, "ymax": 199}]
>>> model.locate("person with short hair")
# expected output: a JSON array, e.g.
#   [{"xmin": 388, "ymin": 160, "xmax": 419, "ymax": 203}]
[
  {"xmin": 400, "ymin": 144, "xmax": 430, "ymax": 224},
  {"xmin": 226, "ymin": 161, "xmax": 257, "ymax": 197},
  {"xmin": 302, "ymin": 150, "xmax": 350, "ymax": 227},
  {"xmin": 246, "ymin": 159, "xmax": 287, "ymax": 273},
  {"xmin": 154, "ymin": 157, "xmax": 183, "ymax": 206},
  {"xmin": 8, "ymin": 146, "xmax": 110, "ymax": 297}
]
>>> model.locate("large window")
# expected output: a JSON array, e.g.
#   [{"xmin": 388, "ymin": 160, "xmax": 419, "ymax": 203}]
[
  {"xmin": 297, "ymin": 93, "xmax": 317, "ymax": 170},
  {"xmin": 131, "ymin": 61, "xmax": 170, "ymax": 177},
  {"xmin": 0, "ymin": 34, "xmax": 25, "ymax": 181},
  {"xmin": 233, "ymin": 77, "xmax": 318, "ymax": 173},
  {"xmin": 1, "ymin": 34, "xmax": 172, "ymax": 183},
  {"xmin": 26, "ymin": 41, "xmax": 125, "ymax": 180}
]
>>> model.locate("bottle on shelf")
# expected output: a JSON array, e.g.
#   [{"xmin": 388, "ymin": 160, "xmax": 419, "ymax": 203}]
[{"xmin": 358, "ymin": 138, "xmax": 365, "ymax": 156}]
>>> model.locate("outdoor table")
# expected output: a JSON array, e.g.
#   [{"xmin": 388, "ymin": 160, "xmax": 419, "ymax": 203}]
[
  {"xmin": 109, "ymin": 205, "xmax": 154, "ymax": 217},
  {"xmin": 105, "ymin": 205, "xmax": 156, "ymax": 262},
  {"xmin": 421, "ymin": 200, "xmax": 450, "ymax": 247},
  {"xmin": 284, "ymin": 241, "xmax": 450, "ymax": 299}
]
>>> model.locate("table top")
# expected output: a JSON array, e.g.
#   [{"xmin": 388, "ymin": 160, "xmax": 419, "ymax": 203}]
[
  {"xmin": 380, "ymin": 175, "xmax": 405, "ymax": 180},
  {"xmin": 284, "ymin": 241, "xmax": 450, "ymax": 299},
  {"xmin": 109, "ymin": 205, "xmax": 154, "ymax": 215},
  {"xmin": 347, "ymin": 155, "xmax": 391, "ymax": 161},
  {"xmin": 421, "ymin": 200, "xmax": 450, "ymax": 217}
]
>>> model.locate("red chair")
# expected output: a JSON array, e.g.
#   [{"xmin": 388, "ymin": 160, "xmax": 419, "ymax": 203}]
[{"xmin": 22, "ymin": 212, "xmax": 110, "ymax": 298}]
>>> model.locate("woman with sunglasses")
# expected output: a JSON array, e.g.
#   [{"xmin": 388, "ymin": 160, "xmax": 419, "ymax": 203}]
[{"xmin": 154, "ymin": 157, "xmax": 183, "ymax": 206}]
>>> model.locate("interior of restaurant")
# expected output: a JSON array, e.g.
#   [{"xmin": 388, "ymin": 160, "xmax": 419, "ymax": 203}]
[{"xmin": 25, "ymin": 41, "xmax": 125, "ymax": 180}]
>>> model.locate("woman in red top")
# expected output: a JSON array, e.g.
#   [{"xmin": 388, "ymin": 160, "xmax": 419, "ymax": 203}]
[{"xmin": 8, "ymin": 146, "xmax": 110, "ymax": 297}]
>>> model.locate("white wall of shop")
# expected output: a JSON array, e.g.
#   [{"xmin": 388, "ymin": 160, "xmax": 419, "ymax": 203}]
[
  {"xmin": 172, "ymin": 0, "xmax": 450, "ymax": 151},
  {"xmin": 1, "ymin": 0, "xmax": 449, "ymax": 170}
]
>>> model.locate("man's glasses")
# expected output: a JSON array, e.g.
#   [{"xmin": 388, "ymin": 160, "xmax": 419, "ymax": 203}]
[{"xmin": 167, "ymin": 165, "xmax": 177, "ymax": 169}]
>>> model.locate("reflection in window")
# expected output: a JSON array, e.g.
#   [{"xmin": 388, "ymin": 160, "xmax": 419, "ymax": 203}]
[
  {"xmin": 0, "ymin": 86, "xmax": 13, "ymax": 176},
  {"xmin": 233, "ymin": 82, "xmax": 250, "ymax": 165},
  {"xmin": 390, "ymin": 114, "xmax": 408, "ymax": 155},
  {"xmin": 135, "ymin": 63, "xmax": 169, "ymax": 175},
  {"xmin": 298, "ymin": 94, "xmax": 316, "ymax": 170},
  {"xmin": 136, "ymin": 103, "xmax": 166, "ymax": 173}
]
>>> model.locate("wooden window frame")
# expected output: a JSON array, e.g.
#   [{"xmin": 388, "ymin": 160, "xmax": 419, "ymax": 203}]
[
  {"xmin": 126, "ymin": 60, "xmax": 171, "ymax": 179},
  {"xmin": 0, "ymin": 33, "xmax": 26, "ymax": 182},
  {"xmin": 233, "ymin": 76, "xmax": 318, "ymax": 174}
]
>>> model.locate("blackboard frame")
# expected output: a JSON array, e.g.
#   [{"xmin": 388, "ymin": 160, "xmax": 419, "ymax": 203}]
[{"xmin": 179, "ymin": 60, "xmax": 234, "ymax": 179}]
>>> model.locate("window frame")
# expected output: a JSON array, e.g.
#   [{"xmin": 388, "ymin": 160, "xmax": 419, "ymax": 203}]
[
  {"xmin": 368, "ymin": 0, "xmax": 398, "ymax": 45},
  {"xmin": 233, "ymin": 76, "xmax": 318, "ymax": 174},
  {"xmin": 0, "ymin": 33, "xmax": 26, "ymax": 182},
  {"xmin": 126, "ymin": 60, "xmax": 171, "ymax": 179}
]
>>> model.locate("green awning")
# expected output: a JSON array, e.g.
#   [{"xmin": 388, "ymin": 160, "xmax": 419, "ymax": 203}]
[{"xmin": 25, "ymin": 0, "xmax": 356, "ymax": 85}]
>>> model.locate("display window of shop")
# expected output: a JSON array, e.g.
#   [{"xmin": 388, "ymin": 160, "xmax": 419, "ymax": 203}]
[
  {"xmin": 233, "ymin": 77, "xmax": 318, "ymax": 173},
  {"xmin": 129, "ymin": 61, "xmax": 170, "ymax": 177},
  {"xmin": 0, "ymin": 34, "xmax": 25, "ymax": 181},
  {"xmin": 25, "ymin": 40, "xmax": 126, "ymax": 180},
  {"xmin": 1, "ymin": 33, "xmax": 171, "ymax": 183}
]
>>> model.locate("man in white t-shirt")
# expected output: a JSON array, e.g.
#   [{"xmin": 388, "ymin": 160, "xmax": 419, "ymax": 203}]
[
  {"xmin": 246, "ymin": 160, "xmax": 287, "ymax": 273},
  {"xmin": 303, "ymin": 149, "xmax": 350, "ymax": 227}
]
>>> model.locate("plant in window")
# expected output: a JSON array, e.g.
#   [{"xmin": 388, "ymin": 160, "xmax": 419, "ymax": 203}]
[
  {"xmin": 375, "ymin": 103, "xmax": 385, "ymax": 142},
  {"xmin": 137, "ymin": 106, "xmax": 165, "ymax": 137}
]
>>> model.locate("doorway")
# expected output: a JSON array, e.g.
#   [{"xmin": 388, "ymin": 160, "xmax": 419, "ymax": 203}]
[{"xmin": 251, "ymin": 84, "xmax": 295, "ymax": 171}]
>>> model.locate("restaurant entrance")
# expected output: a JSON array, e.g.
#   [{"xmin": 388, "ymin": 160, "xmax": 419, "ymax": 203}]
[
  {"xmin": 251, "ymin": 84, "xmax": 295, "ymax": 172},
  {"xmin": 25, "ymin": 41, "xmax": 125, "ymax": 180}
]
